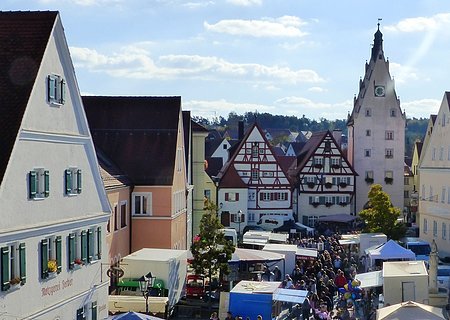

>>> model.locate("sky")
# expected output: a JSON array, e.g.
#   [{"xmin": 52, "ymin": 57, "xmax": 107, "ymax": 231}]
[{"xmin": 4, "ymin": 0, "xmax": 450, "ymax": 121}]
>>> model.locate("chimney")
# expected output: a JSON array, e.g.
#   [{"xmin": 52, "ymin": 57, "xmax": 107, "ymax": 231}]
[
  {"xmin": 332, "ymin": 129, "xmax": 342, "ymax": 146},
  {"xmin": 238, "ymin": 120, "xmax": 244, "ymax": 141}
]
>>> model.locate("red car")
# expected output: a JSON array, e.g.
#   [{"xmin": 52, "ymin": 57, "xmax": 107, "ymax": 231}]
[{"xmin": 186, "ymin": 274, "xmax": 205, "ymax": 299}]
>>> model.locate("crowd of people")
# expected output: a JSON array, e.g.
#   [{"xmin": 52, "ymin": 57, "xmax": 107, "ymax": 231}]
[{"xmin": 258, "ymin": 233, "xmax": 370, "ymax": 320}]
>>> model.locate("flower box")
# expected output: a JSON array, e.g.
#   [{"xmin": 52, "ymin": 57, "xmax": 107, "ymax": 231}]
[
  {"xmin": 339, "ymin": 202, "xmax": 348, "ymax": 207},
  {"xmin": 312, "ymin": 202, "xmax": 320, "ymax": 208},
  {"xmin": 9, "ymin": 277, "xmax": 21, "ymax": 288},
  {"xmin": 384, "ymin": 177, "xmax": 393, "ymax": 184},
  {"xmin": 314, "ymin": 164, "xmax": 323, "ymax": 169},
  {"xmin": 325, "ymin": 182, "xmax": 333, "ymax": 189},
  {"xmin": 307, "ymin": 182, "xmax": 315, "ymax": 189},
  {"xmin": 325, "ymin": 202, "xmax": 333, "ymax": 207},
  {"xmin": 365, "ymin": 178, "xmax": 374, "ymax": 184},
  {"xmin": 331, "ymin": 164, "xmax": 340, "ymax": 169},
  {"xmin": 339, "ymin": 182, "xmax": 347, "ymax": 188}
]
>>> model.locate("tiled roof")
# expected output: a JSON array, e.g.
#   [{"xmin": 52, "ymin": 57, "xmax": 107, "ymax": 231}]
[
  {"xmin": 0, "ymin": 11, "xmax": 57, "ymax": 184},
  {"xmin": 83, "ymin": 96, "xmax": 181, "ymax": 186},
  {"xmin": 205, "ymin": 157, "xmax": 224, "ymax": 179},
  {"xmin": 191, "ymin": 120, "xmax": 208, "ymax": 132},
  {"xmin": 97, "ymin": 149, "xmax": 131, "ymax": 190}
]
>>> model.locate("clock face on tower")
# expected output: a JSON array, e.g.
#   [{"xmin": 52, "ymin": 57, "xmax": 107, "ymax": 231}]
[{"xmin": 374, "ymin": 85, "xmax": 385, "ymax": 97}]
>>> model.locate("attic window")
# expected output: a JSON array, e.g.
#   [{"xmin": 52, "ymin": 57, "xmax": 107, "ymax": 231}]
[{"xmin": 47, "ymin": 74, "xmax": 65, "ymax": 105}]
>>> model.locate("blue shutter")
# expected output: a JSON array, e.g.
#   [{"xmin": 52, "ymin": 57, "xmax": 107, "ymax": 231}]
[
  {"xmin": 96, "ymin": 227, "xmax": 102, "ymax": 259},
  {"xmin": 60, "ymin": 79, "xmax": 66, "ymax": 104},
  {"xmin": 40, "ymin": 239, "xmax": 48, "ymax": 279},
  {"xmin": 47, "ymin": 75, "xmax": 56, "ymax": 101},
  {"xmin": 1, "ymin": 247, "xmax": 10, "ymax": 291},
  {"xmin": 29, "ymin": 171, "xmax": 37, "ymax": 199},
  {"xmin": 69, "ymin": 233, "xmax": 75, "ymax": 269},
  {"xmin": 77, "ymin": 169, "xmax": 82, "ymax": 194},
  {"xmin": 19, "ymin": 243, "xmax": 26, "ymax": 284},
  {"xmin": 81, "ymin": 231, "xmax": 87, "ymax": 263},
  {"xmin": 55, "ymin": 236, "xmax": 62, "ymax": 273},
  {"xmin": 44, "ymin": 170, "xmax": 50, "ymax": 197},
  {"xmin": 65, "ymin": 169, "xmax": 72, "ymax": 194}
]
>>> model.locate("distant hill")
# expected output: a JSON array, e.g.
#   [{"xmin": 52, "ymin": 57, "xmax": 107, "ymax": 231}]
[{"xmin": 192, "ymin": 112, "xmax": 428, "ymax": 158}]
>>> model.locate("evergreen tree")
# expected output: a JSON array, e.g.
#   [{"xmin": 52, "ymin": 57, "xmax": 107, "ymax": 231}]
[
  {"xmin": 359, "ymin": 184, "xmax": 406, "ymax": 240},
  {"xmin": 190, "ymin": 200, "xmax": 235, "ymax": 298}
]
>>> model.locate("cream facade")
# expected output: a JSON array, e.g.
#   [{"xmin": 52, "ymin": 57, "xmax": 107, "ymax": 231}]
[
  {"xmin": 0, "ymin": 12, "xmax": 110, "ymax": 319},
  {"xmin": 419, "ymin": 92, "xmax": 450, "ymax": 259}
]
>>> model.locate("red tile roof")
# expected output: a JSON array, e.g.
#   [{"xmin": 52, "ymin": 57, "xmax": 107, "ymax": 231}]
[
  {"xmin": 83, "ymin": 96, "xmax": 182, "ymax": 186},
  {"xmin": 0, "ymin": 11, "xmax": 57, "ymax": 184}
]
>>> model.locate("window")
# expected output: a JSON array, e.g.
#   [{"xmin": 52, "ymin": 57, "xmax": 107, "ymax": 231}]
[
  {"xmin": 331, "ymin": 158, "xmax": 340, "ymax": 166},
  {"xmin": 176, "ymin": 148, "xmax": 183, "ymax": 172},
  {"xmin": 404, "ymin": 177, "xmax": 409, "ymax": 185},
  {"xmin": 440, "ymin": 147, "xmax": 444, "ymax": 160},
  {"xmin": 225, "ymin": 192, "xmax": 239, "ymax": 202},
  {"xmin": 120, "ymin": 201, "xmax": 127, "ymax": 228},
  {"xmin": 421, "ymin": 184, "xmax": 426, "ymax": 200},
  {"xmin": 442, "ymin": 188, "xmax": 446, "ymax": 203},
  {"xmin": 324, "ymin": 141, "xmax": 331, "ymax": 152},
  {"xmin": 248, "ymin": 213, "xmax": 255, "ymax": 222},
  {"xmin": 76, "ymin": 305, "xmax": 87, "ymax": 320},
  {"xmin": 132, "ymin": 193, "xmax": 152, "ymax": 215},
  {"xmin": 65, "ymin": 168, "xmax": 82, "ymax": 195},
  {"xmin": 364, "ymin": 149, "xmax": 371, "ymax": 157},
  {"xmin": 385, "ymin": 148, "xmax": 394, "ymax": 159},
  {"xmin": 424, "ymin": 218, "xmax": 428, "ymax": 234},
  {"xmin": 68, "ymin": 227, "xmax": 101, "ymax": 270},
  {"xmin": 47, "ymin": 74, "xmax": 65, "ymax": 105},
  {"xmin": 443, "ymin": 223, "xmax": 447, "ymax": 240},
  {"xmin": 443, "ymin": 114, "xmax": 446, "ymax": 127},
  {"xmin": 223, "ymin": 144, "xmax": 227, "ymax": 150},
  {"xmin": 404, "ymin": 190, "xmax": 409, "ymax": 198},
  {"xmin": 385, "ymin": 131, "xmax": 394, "ymax": 140},
  {"xmin": 251, "ymin": 169, "xmax": 259, "ymax": 181},
  {"xmin": 433, "ymin": 221, "xmax": 438, "ymax": 237},
  {"xmin": 40, "ymin": 236, "xmax": 62, "ymax": 279},
  {"xmin": 432, "ymin": 147, "xmax": 436, "ymax": 160},
  {"xmin": 390, "ymin": 109, "xmax": 396, "ymax": 117},
  {"xmin": 365, "ymin": 108, "xmax": 371, "ymax": 117},
  {"xmin": 204, "ymin": 190, "xmax": 211, "ymax": 200},
  {"xmin": 113, "ymin": 205, "xmax": 118, "ymax": 231},
  {"xmin": 1, "ymin": 243, "xmax": 26, "ymax": 291},
  {"xmin": 366, "ymin": 130, "xmax": 371, "ymax": 136},
  {"xmin": 29, "ymin": 168, "xmax": 49, "ymax": 199},
  {"xmin": 91, "ymin": 301, "xmax": 98, "ymax": 320},
  {"xmin": 251, "ymin": 143, "xmax": 259, "ymax": 158}
]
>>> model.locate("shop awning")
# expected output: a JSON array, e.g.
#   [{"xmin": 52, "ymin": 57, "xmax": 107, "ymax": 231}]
[
  {"xmin": 355, "ymin": 270, "xmax": 383, "ymax": 288},
  {"xmin": 296, "ymin": 248, "xmax": 318, "ymax": 260},
  {"xmin": 273, "ymin": 288, "xmax": 308, "ymax": 304},
  {"xmin": 318, "ymin": 214, "xmax": 357, "ymax": 223},
  {"xmin": 229, "ymin": 248, "xmax": 285, "ymax": 264}
]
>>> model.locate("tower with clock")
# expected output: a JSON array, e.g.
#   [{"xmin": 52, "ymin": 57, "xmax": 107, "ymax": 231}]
[{"xmin": 347, "ymin": 22, "xmax": 406, "ymax": 214}]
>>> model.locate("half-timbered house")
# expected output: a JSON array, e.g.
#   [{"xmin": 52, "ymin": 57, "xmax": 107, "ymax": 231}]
[
  {"xmin": 291, "ymin": 131, "xmax": 357, "ymax": 227},
  {"xmin": 217, "ymin": 123, "xmax": 295, "ymax": 235}
]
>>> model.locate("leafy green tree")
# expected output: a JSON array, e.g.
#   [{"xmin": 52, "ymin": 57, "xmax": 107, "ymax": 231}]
[
  {"xmin": 190, "ymin": 200, "xmax": 235, "ymax": 297},
  {"xmin": 359, "ymin": 184, "xmax": 406, "ymax": 240}
]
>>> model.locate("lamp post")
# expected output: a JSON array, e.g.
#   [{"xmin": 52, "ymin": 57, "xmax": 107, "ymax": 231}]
[
  {"xmin": 138, "ymin": 272, "xmax": 155, "ymax": 314},
  {"xmin": 237, "ymin": 210, "xmax": 242, "ymax": 242}
]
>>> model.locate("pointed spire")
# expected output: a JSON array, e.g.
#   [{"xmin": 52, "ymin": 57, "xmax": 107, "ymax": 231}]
[{"xmin": 371, "ymin": 18, "xmax": 383, "ymax": 61}]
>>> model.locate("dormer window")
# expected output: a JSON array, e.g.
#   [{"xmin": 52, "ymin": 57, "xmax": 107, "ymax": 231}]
[
  {"xmin": 365, "ymin": 108, "xmax": 371, "ymax": 117},
  {"xmin": 390, "ymin": 108, "xmax": 396, "ymax": 117},
  {"xmin": 47, "ymin": 74, "xmax": 66, "ymax": 105}
]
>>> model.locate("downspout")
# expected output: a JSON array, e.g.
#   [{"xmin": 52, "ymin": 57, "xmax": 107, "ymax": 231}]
[{"xmin": 129, "ymin": 184, "xmax": 135, "ymax": 254}]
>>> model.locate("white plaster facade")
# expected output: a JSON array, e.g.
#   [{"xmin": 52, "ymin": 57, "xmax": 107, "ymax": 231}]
[
  {"xmin": 0, "ymin": 13, "xmax": 110, "ymax": 319},
  {"xmin": 419, "ymin": 92, "xmax": 450, "ymax": 259},
  {"xmin": 347, "ymin": 26, "xmax": 406, "ymax": 213}
]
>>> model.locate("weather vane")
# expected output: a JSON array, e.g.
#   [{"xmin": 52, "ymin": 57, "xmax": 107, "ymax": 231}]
[{"xmin": 377, "ymin": 18, "xmax": 382, "ymax": 29}]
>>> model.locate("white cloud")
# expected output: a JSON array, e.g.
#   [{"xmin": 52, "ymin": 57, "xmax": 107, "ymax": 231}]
[
  {"xmin": 385, "ymin": 13, "xmax": 450, "ymax": 33},
  {"xmin": 184, "ymin": 99, "xmax": 274, "ymax": 119},
  {"xmin": 308, "ymin": 87, "xmax": 326, "ymax": 93},
  {"xmin": 402, "ymin": 99, "xmax": 441, "ymax": 119},
  {"xmin": 182, "ymin": 1, "xmax": 215, "ymax": 9},
  {"xmin": 70, "ymin": 45, "xmax": 325, "ymax": 84},
  {"xmin": 227, "ymin": 0, "xmax": 262, "ymax": 6},
  {"xmin": 388, "ymin": 62, "xmax": 419, "ymax": 84},
  {"xmin": 204, "ymin": 16, "xmax": 308, "ymax": 38}
]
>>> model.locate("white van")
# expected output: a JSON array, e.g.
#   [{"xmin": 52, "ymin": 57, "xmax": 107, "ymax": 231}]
[
  {"xmin": 220, "ymin": 228, "xmax": 237, "ymax": 245},
  {"xmin": 256, "ymin": 216, "xmax": 285, "ymax": 231}
]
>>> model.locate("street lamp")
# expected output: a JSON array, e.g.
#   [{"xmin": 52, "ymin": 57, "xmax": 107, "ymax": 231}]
[
  {"xmin": 138, "ymin": 272, "xmax": 155, "ymax": 314},
  {"xmin": 237, "ymin": 210, "xmax": 242, "ymax": 241}
]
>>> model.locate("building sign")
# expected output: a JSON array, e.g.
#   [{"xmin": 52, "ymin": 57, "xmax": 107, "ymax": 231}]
[{"xmin": 41, "ymin": 278, "xmax": 73, "ymax": 297}]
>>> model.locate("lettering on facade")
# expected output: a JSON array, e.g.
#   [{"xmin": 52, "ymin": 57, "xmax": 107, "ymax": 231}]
[{"xmin": 41, "ymin": 278, "xmax": 73, "ymax": 296}]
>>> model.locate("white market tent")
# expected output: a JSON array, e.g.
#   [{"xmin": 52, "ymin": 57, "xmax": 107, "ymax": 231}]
[
  {"xmin": 376, "ymin": 300, "xmax": 446, "ymax": 320},
  {"xmin": 229, "ymin": 248, "xmax": 285, "ymax": 264},
  {"xmin": 355, "ymin": 270, "xmax": 383, "ymax": 289},
  {"xmin": 367, "ymin": 240, "xmax": 415, "ymax": 268},
  {"xmin": 273, "ymin": 288, "xmax": 309, "ymax": 304}
]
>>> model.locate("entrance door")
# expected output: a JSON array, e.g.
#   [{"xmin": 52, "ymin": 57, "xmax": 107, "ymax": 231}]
[
  {"xmin": 221, "ymin": 211, "xmax": 230, "ymax": 227},
  {"xmin": 402, "ymin": 281, "xmax": 415, "ymax": 302}
]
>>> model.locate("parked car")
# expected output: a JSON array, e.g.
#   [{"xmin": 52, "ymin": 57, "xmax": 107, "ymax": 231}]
[
  {"xmin": 186, "ymin": 274, "xmax": 205, "ymax": 299},
  {"xmin": 437, "ymin": 265, "xmax": 450, "ymax": 292}
]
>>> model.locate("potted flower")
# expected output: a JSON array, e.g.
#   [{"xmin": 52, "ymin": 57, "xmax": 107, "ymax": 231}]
[
  {"xmin": 307, "ymin": 182, "xmax": 315, "ymax": 189},
  {"xmin": 312, "ymin": 202, "xmax": 320, "ymax": 208},
  {"xmin": 48, "ymin": 259, "xmax": 58, "ymax": 273},
  {"xmin": 339, "ymin": 182, "xmax": 347, "ymax": 188},
  {"xmin": 384, "ymin": 177, "xmax": 393, "ymax": 184},
  {"xmin": 325, "ymin": 202, "xmax": 333, "ymax": 207},
  {"xmin": 74, "ymin": 258, "xmax": 84, "ymax": 266},
  {"xmin": 9, "ymin": 277, "xmax": 21, "ymax": 288},
  {"xmin": 365, "ymin": 177, "xmax": 374, "ymax": 184},
  {"xmin": 339, "ymin": 202, "xmax": 348, "ymax": 207},
  {"xmin": 331, "ymin": 164, "xmax": 340, "ymax": 169},
  {"xmin": 314, "ymin": 163, "xmax": 323, "ymax": 169},
  {"xmin": 325, "ymin": 182, "xmax": 333, "ymax": 189}
]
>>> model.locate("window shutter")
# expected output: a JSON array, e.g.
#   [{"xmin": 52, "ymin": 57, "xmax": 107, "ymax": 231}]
[
  {"xmin": 91, "ymin": 301, "xmax": 98, "ymax": 320},
  {"xmin": 60, "ymin": 79, "xmax": 66, "ymax": 104},
  {"xmin": 309, "ymin": 196, "xmax": 312, "ymax": 204},
  {"xmin": 65, "ymin": 169, "xmax": 72, "ymax": 194},
  {"xmin": 55, "ymin": 236, "xmax": 62, "ymax": 273},
  {"xmin": 44, "ymin": 170, "xmax": 50, "ymax": 197},
  {"xmin": 19, "ymin": 243, "xmax": 26, "ymax": 283},
  {"xmin": 302, "ymin": 215, "xmax": 308, "ymax": 225},
  {"xmin": 40, "ymin": 239, "xmax": 48, "ymax": 279},
  {"xmin": 236, "ymin": 193, "xmax": 239, "ymax": 201},
  {"xmin": 81, "ymin": 231, "xmax": 87, "ymax": 263},
  {"xmin": 225, "ymin": 193, "xmax": 229, "ymax": 201},
  {"xmin": 97, "ymin": 227, "xmax": 102, "ymax": 259},
  {"xmin": 48, "ymin": 76, "xmax": 56, "ymax": 101},
  {"xmin": 29, "ymin": 171, "xmax": 37, "ymax": 199},
  {"xmin": 88, "ymin": 229, "xmax": 94, "ymax": 263},
  {"xmin": 1, "ymin": 247, "xmax": 10, "ymax": 291},
  {"xmin": 241, "ymin": 213, "xmax": 245, "ymax": 223},
  {"xmin": 260, "ymin": 193, "xmax": 263, "ymax": 201},
  {"xmin": 76, "ymin": 169, "xmax": 82, "ymax": 194},
  {"xmin": 69, "ymin": 233, "xmax": 75, "ymax": 269}
]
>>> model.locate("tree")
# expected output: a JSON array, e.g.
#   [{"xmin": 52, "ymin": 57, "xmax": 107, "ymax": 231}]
[
  {"xmin": 190, "ymin": 200, "xmax": 235, "ymax": 300},
  {"xmin": 359, "ymin": 184, "xmax": 406, "ymax": 240}
]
